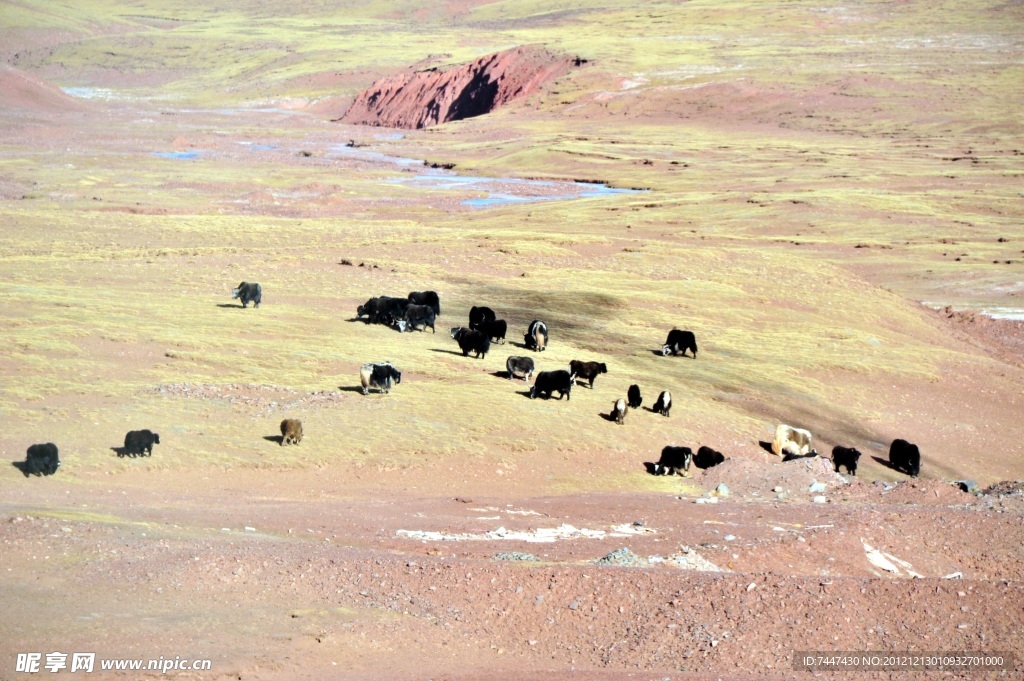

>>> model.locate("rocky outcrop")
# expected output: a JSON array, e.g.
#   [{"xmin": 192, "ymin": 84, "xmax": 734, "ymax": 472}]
[{"xmin": 340, "ymin": 46, "xmax": 578, "ymax": 129}]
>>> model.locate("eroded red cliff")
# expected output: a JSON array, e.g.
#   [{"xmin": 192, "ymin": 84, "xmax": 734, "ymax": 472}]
[{"xmin": 340, "ymin": 46, "xmax": 576, "ymax": 129}]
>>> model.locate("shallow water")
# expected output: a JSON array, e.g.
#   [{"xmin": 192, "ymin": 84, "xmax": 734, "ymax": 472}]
[
  {"xmin": 152, "ymin": 151, "xmax": 201, "ymax": 160},
  {"xmin": 390, "ymin": 172, "xmax": 644, "ymax": 208}
]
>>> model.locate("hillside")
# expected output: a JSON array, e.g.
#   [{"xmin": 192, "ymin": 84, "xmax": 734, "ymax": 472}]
[{"xmin": 1, "ymin": 0, "xmax": 1022, "ymax": 678}]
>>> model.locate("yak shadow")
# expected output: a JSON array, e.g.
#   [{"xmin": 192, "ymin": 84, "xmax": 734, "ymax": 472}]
[
  {"xmin": 782, "ymin": 451, "xmax": 820, "ymax": 462},
  {"xmin": 871, "ymin": 456, "xmax": 902, "ymax": 473},
  {"xmin": 264, "ymin": 435, "xmax": 284, "ymax": 445},
  {"xmin": 111, "ymin": 446, "xmax": 152, "ymax": 458},
  {"xmin": 346, "ymin": 316, "xmax": 371, "ymax": 324},
  {"xmin": 758, "ymin": 440, "xmax": 774, "ymax": 454},
  {"xmin": 651, "ymin": 349, "xmax": 695, "ymax": 358},
  {"xmin": 491, "ymin": 370, "xmax": 513, "ymax": 380},
  {"xmin": 337, "ymin": 386, "xmax": 366, "ymax": 393},
  {"xmin": 10, "ymin": 460, "xmax": 31, "ymax": 477},
  {"xmin": 216, "ymin": 303, "xmax": 247, "ymax": 309},
  {"xmin": 598, "ymin": 412, "xmax": 618, "ymax": 423},
  {"xmin": 508, "ymin": 341, "xmax": 531, "ymax": 350},
  {"xmin": 430, "ymin": 348, "xmax": 469, "ymax": 356}
]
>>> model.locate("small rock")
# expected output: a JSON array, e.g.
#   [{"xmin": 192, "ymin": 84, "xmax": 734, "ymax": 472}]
[
  {"xmin": 568, "ymin": 601, "xmax": 579, "ymax": 610},
  {"xmin": 812, "ymin": 495, "xmax": 828, "ymax": 504},
  {"xmin": 596, "ymin": 547, "xmax": 643, "ymax": 566},
  {"xmin": 955, "ymin": 480, "xmax": 978, "ymax": 494},
  {"xmin": 714, "ymin": 484, "xmax": 730, "ymax": 498},
  {"xmin": 494, "ymin": 551, "xmax": 539, "ymax": 562},
  {"xmin": 695, "ymin": 497, "xmax": 719, "ymax": 505},
  {"xmin": 776, "ymin": 493, "xmax": 787, "ymax": 500},
  {"xmin": 773, "ymin": 486, "xmax": 783, "ymax": 493},
  {"xmin": 809, "ymin": 482, "xmax": 827, "ymax": 493},
  {"xmin": 724, "ymin": 535, "xmax": 736, "ymax": 541}
]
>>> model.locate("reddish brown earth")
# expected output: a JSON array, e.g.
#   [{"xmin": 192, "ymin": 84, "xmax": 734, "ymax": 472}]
[
  {"xmin": 0, "ymin": 65, "xmax": 90, "ymax": 114},
  {"xmin": 340, "ymin": 46, "xmax": 577, "ymax": 129}
]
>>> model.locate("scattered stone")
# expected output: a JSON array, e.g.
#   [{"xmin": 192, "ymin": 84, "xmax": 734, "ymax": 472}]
[
  {"xmin": 809, "ymin": 481, "xmax": 827, "ymax": 493},
  {"xmin": 773, "ymin": 486, "xmax": 784, "ymax": 493},
  {"xmin": 812, "ymin": 495, "xmax": 828, "ymax": 504},
  {"xmin": 494, "ymin": 551, "xmax": 539, "ymax": 562},
  {"xmin": 714, "ymin": 484, "xmax": 730, "ymax": 498},
  {"xmin": 724, "ymin": 535, "xmax": 736, "ymax": 541},
  {"xmin": 669, "ymin": 548, "xmax": 725, "ymax": 573},
  {"xmin": 568, "ymin": 601, "xmax": 579, "ymax": 610},
  {"xmin": 981, "ymin": 480, "xmax": 1024, "ymax": 496},
  {"xmin": 596, "ymin": 548, "xmax": 645, "ymax": 567},
  {"xmin": 695, "ymin": 497, "xmax": 718, "ymax": 505}
]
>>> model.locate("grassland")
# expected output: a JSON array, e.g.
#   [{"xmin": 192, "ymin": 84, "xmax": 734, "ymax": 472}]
[{"xmin": 1, "ymin": 0, "xmax": 1022, "ymax": 484}]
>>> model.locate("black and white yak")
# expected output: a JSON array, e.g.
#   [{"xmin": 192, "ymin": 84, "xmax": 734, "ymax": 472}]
[{"xmin": 360, "ymin": 362, "xmax": 402, "ymax": 395}]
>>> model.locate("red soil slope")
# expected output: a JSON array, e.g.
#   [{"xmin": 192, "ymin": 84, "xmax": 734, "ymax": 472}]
[
  {"xmin": 340, "ymin": 45, "xmax": 577, "ymax": 129},
  {"xmin": 0, "ymin": 65, "xmax": 89, "ymax": 113}
]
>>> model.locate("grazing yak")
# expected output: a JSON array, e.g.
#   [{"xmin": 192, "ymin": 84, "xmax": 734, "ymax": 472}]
[
  {"xmin": 661, "ymin": 329, "xmax": 697, "ymax": 358},
  {"xmin": 569, "ymin": 360, "xmax": 607, "ymax": 389},
  {"xmin": 530, "ymin": 370, "xmax": 575, "ymax": 400},
  {"xmin": 771, "ymin": 424, "xmax": 815, "ymax": 459},
  {"xmin": 694, "ymin": 446, "xmax": 725, "ymax": 470},
  {"xmin": 611, "ymin": 398, "xmax": 627, "ymax": 425},
  {"xmin": 450, "ymin": 327, "xmax": 490, "ymax": 359},
  {"xmin": 408, "ymin": 290, "xmax": 440, "ymax": 316},
  {"xmin": 627, "ymin": 384, "xmax": 642, "ymax": 409},
  {"xmin": 646, "ymin": 446, "xmax": 692, "ymax": 476},
  {"xmin": 469, "ymin": 306, "xmax": 496, "ymax": 331},
  {"xmin": 232, "ymin": 282, "xmax": 262, "ymax": 308},
  {"xmin": 478, "ymin": 318, "xmax": 508, "ymax": 344},
  {"xmin": 280, "ymin": 419, "xmax": 303, "ymax": 446},
  {"xmin": 506, "ymin": 356, "xmax": 535, "ymax": 382},
  {"xmin": 123, "ymin": 429, "xmax": 160, "ymax": 457},
  {"xmin": 25, "ymin": 443, "xmax": 60, "ymax": 476},
  {"xmin": 652, "ymin": 390, "xmax": 672, "ymax": 417},
  {"xmin": 525, "ymin": 320, "xmax": 548, "ymax": 352},
  {"xmin": 889, "ymin": 439, "xmax": 921, "ymax": 477},
  {"xmin": 358, "ymin": 296, "xmax": 411, "ymax": 325},
  {"xmin": 400, "ymin": 304, "xmax": 436, "ymax": 333},
  {"xmin": 360, "ymin": 362, "xmax": 402, "ymax": 395},
  {"xmin": 831, "ymin": 446, "xmax": 861, "ymax": 476}
]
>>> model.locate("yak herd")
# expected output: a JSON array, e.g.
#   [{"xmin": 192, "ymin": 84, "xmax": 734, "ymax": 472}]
[{"xmin": 19, "ymin": 282, "xmax": 923, "ymax": 483}]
